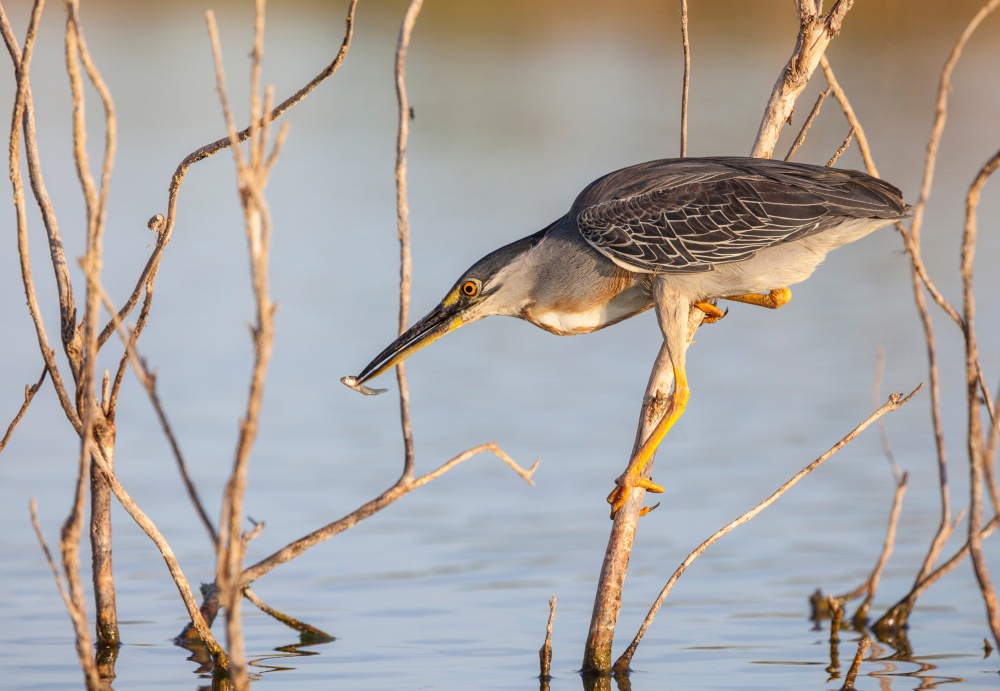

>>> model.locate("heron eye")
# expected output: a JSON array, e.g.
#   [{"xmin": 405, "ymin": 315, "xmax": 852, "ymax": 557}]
[{"xmin": 460, "ymin": 280, "xmax": 479, "ymax": 297}]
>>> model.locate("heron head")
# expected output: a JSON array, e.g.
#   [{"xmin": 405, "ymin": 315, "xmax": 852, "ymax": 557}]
[{"xmin": 342, "ymin": 230, "xmax": 545, "ymax": 395}]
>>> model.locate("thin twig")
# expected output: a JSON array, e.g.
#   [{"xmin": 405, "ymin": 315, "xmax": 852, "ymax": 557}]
[
  {"xmin": 818, "ymin": 46, "xmax": 968, "ymax": 598},
  {"xmin": 95, "ymin": 282, "xmax": 218, "ymax": 547},
  {"xmin": 749, "ymin": 0, "xmax": 856, "ymax": 159},
  {"xmin": 240, "ymin": 443, "xmax": 536, "ymax": 585},
  {"xmin": 612, "ymin": 387, "xmax": 920, "ymax": 673},
  {"xmin": 539, "ymin": 595, "xmax": 556, "ymax": 681},
  {"xmin": 907, "ymin": 0, "xmax": 1000, "ymax": 254},
  {"xmin": 840, "ymin": 635, "xmax": 870, "ymax": 691},
  {"xmin": 0, "ymin": 367, "xmax": 47, "ymax": 454},
  {"xmin": 96, "ymin": 0, "xmax": 360, "ymax": 349},
  {"xmin": 3, "ymin": 0, "xmax": 82, "ymax": 433},
  {"xmin": 244, "ymin": 588, "xmax": 333, "ymax": 640},
  {"xmin": 818, "ymin": 57, "xmax": 876, "ymax": 175},
  {"xmin": 87, "ymin": 437, "xmax": 228, "ymax": 667},
  {"xmin": 784, "ymin": 87, "xmax": 829, "ymax": 162},
  {"xmin": 207, "ymin": 4, "xmax": 279, "ymax": 683},
  {"xmin": 65, "ymin": 0, "xmax": 120, "ymax": 647},
  {"xmin": 872, "ymin": 347, "xmax": 901, "ymax": 482},
  {"xmin": 963, "ymin": 149, "xmax": 1000, "ymax": 649},
  {"xmin": 873, "ymin": 510, "xmax": 996, "ymax": 634},
  {"xmin": 826, "ymin": 125, "xmax": 854, "ymax": 167},
  {"xmin": 393, "ymin": 0, "xmax": 423, "ymax": 482},
  {"xmin": 30, "ymin": 499, "xmax": 100, "ymax": 688},
  {"xmin": 846, "ymin": 472, "xmax": 907, "ymax": 623},
  {"xmin": 0, "ymin": 2, "xmax": 78, "ymax": 356},
  {"xmin": 678, "ymin": 0, "xmax": 690, "ymax": 157}
]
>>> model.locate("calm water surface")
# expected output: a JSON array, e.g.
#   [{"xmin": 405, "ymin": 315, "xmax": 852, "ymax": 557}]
[{"xmin": 1, "ymin": 1, "xmax": 999, "ymax": 688}]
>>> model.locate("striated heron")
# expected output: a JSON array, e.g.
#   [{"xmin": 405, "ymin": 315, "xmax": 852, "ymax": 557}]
[{"xmin": 342, "ymin": 156, "xmax": 908, "ymax": 516}]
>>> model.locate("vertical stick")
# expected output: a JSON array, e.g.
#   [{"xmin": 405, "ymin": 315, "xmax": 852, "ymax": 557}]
[
  {"xmin": 583, "ymin": 0, "xmax": 857, "ymax": 674},
  {"xmin": 394, "ymin": 0, "xmax": 424, "ymax": 482},
  {"xmin": 678, "ymin": 0, "xmax": 690, "ymax": 157},
  {"xmin": 582, "ymin": 309, "xmax": 702, "ymax": 673},
  {"xmin": 963, "ymin": 151, "xmax": 1000, "ymax": 649}
]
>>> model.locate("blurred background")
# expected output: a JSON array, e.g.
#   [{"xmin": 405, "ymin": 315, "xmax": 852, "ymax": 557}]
[{"xmin": 1, "ymin": 1, "xmax": 999, "ymax": 688}]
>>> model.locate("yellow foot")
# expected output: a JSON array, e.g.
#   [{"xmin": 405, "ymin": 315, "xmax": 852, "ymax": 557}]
[
  {"xmin": 693, "ymin": 301, "xmax": 727, "ymax": 324},
  {"xmin": 722, "ymin": 286, "xmax": 792, "ymax": 309},
  {"xmin": 607, "ymin": 473, "xmax": 664, "ymax": 518}
]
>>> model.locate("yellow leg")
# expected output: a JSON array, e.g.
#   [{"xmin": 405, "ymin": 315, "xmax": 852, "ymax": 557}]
[
  {"xmin": 722, "ymin": 286, "xmax": 792, "ymax": 309},
  {"xmin": 693, "ymin": 300, "xmax": 727, "ymax": 323},
  {"xmin": 607, "ymin": 364, "xmax": 690, "ymax": 516}
]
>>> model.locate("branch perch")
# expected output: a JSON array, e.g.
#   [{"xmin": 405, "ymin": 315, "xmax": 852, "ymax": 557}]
[{"xmin": 613, "ymin": 386, "xmax": 920, "ymax": 673}]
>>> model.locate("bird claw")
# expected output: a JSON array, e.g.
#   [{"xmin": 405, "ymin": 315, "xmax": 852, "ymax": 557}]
[
  {"xmin": 693, "ymin": 301, "xmax": 727, "ymax": 324},
  {"xmin": 607, "ymin": 473, "xmax": 665, "ymax": 518}
]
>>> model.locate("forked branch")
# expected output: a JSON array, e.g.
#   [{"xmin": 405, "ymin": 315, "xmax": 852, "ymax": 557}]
[{"xmin": 613, "ymin": 387, "xmax": 920, "ymax": 673}]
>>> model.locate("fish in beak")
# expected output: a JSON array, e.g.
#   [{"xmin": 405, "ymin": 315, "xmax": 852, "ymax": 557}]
[{"xmin": 341, "ymin": 299, "xmax": 469, "ymax": 396}]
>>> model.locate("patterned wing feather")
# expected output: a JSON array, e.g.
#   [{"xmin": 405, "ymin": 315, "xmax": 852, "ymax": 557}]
[{"xmin": 573, "ymin": 157, "xmax": 907, "ymax": 273}]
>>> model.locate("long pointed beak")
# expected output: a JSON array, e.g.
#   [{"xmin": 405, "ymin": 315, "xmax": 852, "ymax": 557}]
[{"xmin": 341, "ymin": 301, "xmax": 466, "ymax": 396}]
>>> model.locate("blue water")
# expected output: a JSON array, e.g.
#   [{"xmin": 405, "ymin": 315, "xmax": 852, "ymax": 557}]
[{"xmin": 1, "ymin": 1, "xmax": 999, "ymax": 688}]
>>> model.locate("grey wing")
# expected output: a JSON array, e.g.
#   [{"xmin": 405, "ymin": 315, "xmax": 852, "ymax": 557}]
[{"xmin": 575, "ymin": 163, "xmax": 903, "ymax": 274}]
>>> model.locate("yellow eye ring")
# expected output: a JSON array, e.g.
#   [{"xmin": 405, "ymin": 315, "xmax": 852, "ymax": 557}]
[{"xmin": 460, "ymin": 280, "xmax": 480, "ymax": 297}]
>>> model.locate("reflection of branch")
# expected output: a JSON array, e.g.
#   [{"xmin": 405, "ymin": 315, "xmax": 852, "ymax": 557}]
[
  {"xmin": 241, "ymin": 443, "xmax": 536, "ymax": 584},
  {"xmin": 393, "ymin": 0, "xmax": 423, "ymax": 481},
  {"xmin": 612, "ymin": 387, "xmax": 920, "ymax": 674}
]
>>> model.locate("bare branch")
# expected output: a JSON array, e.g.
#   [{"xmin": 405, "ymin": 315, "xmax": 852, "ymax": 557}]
[
  {"xmin": 2, "ymin": 0, "xmax": 82, "ymax": 433},
  {"xmin": 87, "ymin": 438, "xmax": 228, "ymax": 668},
  {"xmin": 841, "ymin": 635, "xmax": 870, "ymax": 691},
  {"xmin": 244, "ymin": 588, "xmax": 333, "ymax": 640},
  {"xmin": 784, "ymin": 87, "xmax": 829, "ymax": 162},
  {"xmin": 612, "ymin": 387, "xmax": 920, "ymax": 673},
  {"xmin": 539, "ymin": 595, "xmax": 556, "ymax": 682},
  {"xmin": 0, "ymin": 2, "xmax": 78, "ymax": 356},
  {"xmin": 907, "ymin": 0, "xmax": 1000, "ymax": 253},
  {"xmin": 392, "ymin": 0, "xmax": 423, "ymax": 482},
  {"xmin": 678, "ymin": 0, "xmax": 690, "ymax": 157},
  {"xmin": 97, "ymin": 0, "xmax": 360, "ymax": 349},
  {"xmin": 826, "ymin": 125, "xmax": 854, "ymax": 166},
  {"xmin": 240, "ymin": 443, "xmax": 536, "ymax": 584},
  {"xmin": 0, "ymin": 367, "xmax": 46, "ymax": 454},
  {"xmin": 96, "ymin": 280, "xmax": 218, "ymax": 547},
  {"xmin": 30, "ymin": 499, "xmax": 100, "ymax": 689},
  {"xmin": 962, "ymin": 149, "xmax": 1000, "ymax": 649},
  {"xmin": 844, "ymin": 472, "xmax": 907, "ymax": 624},
  {"xmin": 749, "ymin": 0, "xmax": 856, "ymax": 158},
  {"xmin": 206, "ymin": 4, "xmax": 281, "ymax": 682}
]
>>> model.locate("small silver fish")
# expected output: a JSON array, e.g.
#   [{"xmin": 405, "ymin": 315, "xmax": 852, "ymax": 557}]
[{"xmin": 340, "ymin": 375, "xmax": 387, "ymax": 396}]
